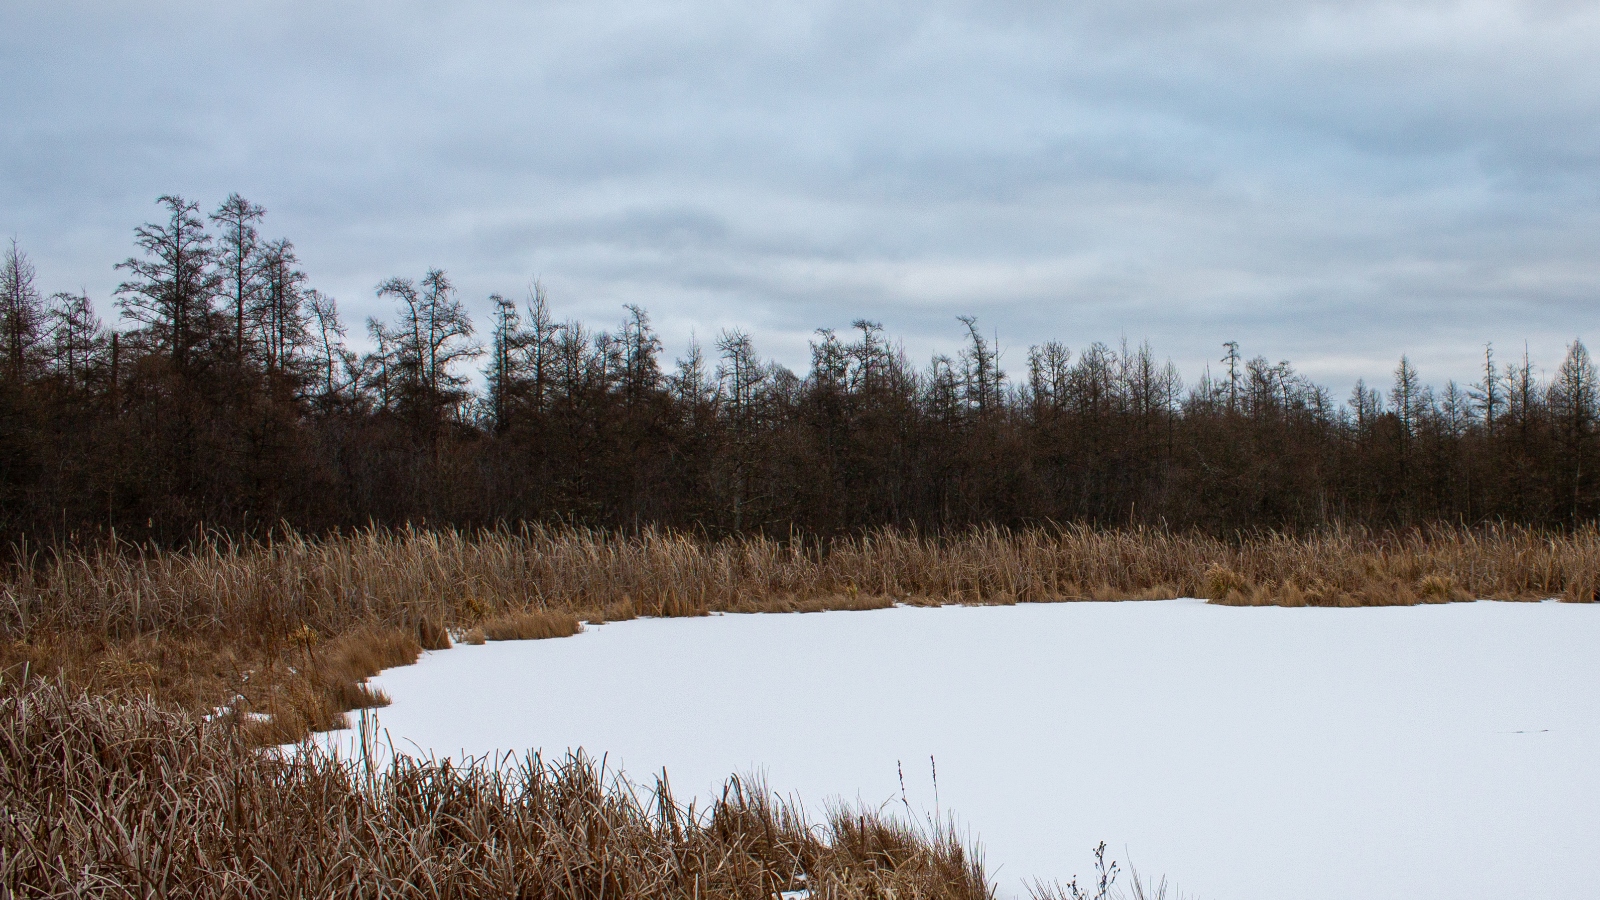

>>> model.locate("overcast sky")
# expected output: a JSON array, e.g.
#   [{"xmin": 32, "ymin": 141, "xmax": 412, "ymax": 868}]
[{"xmin": 4, "ymin": 0, "xmax": 1598, "ymax": 397}]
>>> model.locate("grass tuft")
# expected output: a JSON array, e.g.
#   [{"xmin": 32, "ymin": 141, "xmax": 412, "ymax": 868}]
[
  {"xmin": 417, "ymin": 615, "xmax": 452, "ymax": 651},
  {"xmin": 481, "ymin": 609, "xmax": 583, "ymax": 641}
]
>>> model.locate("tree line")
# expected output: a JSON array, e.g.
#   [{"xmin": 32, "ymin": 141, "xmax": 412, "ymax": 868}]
[{"xmin": 2, "ymin": 194, "xmax": 1597, "ymax": 546}]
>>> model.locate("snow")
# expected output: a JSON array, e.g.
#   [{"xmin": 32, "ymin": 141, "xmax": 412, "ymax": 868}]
[
  {"xmin": 207, "ymin": 693, "xmax": 272, "ymax": 725},
  {"xmin": 308, "ymin": 599, "xmax": 1600, "ymax": 900}
]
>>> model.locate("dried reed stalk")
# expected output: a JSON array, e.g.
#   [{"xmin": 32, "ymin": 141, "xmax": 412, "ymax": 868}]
[
  {"xmin": 0, "ymin": 679, "xmax": 990, "ymax": 900},
  {"xmin": 1, "ymin": 523, "xmax": 1594, "ymax": 740}
]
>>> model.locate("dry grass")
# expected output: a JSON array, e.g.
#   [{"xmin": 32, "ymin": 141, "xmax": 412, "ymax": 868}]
[
  {"xmin": 0, "ymin": 522, "xmax": 1596, "ymax": 742},
  {"xmin": 481, "ymin": 609, "xmax": 583, "ymax": 642},
  {"xmin": 2, "ymin": 524, "xmax": 1591, "ymax": 896},
  {"xmin": 0, "ymin": 678, "xmax": 990, "ymax": 900}
]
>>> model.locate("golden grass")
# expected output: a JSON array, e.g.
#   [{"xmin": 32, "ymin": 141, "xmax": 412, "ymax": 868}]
[
  {"xmin": 0, "ymin": 678, "xmax": 990, "ymax": 900},
  {"xmin": 481, "ymin": 609, "xmax": 583, "ymax": 642},
  {"xmin": 1, "ymin": 522, "xmax": 1595, "ymax": 742},
  {"xmin": 2, "ymin": 523, "xmax": 1591, "ymax": 896}
]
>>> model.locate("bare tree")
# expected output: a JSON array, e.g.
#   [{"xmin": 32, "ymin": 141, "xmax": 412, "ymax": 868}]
[
  {"xmin": 620, "ymin": 304, "xmax": 662, "ymax": 404},
  {"xmin": 1391, "ymin": 356, "xmax": 1423, "ymax": 438},
  {"xmin": 957, "ymin": 315, "xmax": 1002, "ymax": 414},
  {"xmin": 486, "ymin": 293, "xmax": 521, "ymax": 433},
  {"xmin": 363, "ymin": 317, "xmax": 396, "ymax": 411},
  {"xmin": 1503, "ymin": 347, "xmax": 1541, "ymax": 440},
  {"xmin": 716, "ymin": 329, "xmax": 767, "ymax": 530},
  {"xmin": 1222, "ymin": 340, "xmax": 1241, "ymax": 414},
  {"xmin": 523, "ymin": 281, "xmax": 560, "ymax": 414},
  {"xmin": 1027, "ymin": 341, "xmax": 1071, "ymax": 418},
  {"xmin": 716, "ymin": 329, "xmax": 764, "ymax": 429},
  {"xmin": 848, "ymin": 319, "xmax": 892, "ymax": 395},
  {"xmin": 116, "ymin": 196, "xmax": 219, "ymax": 373},
  {"xmin": 255, "ymin": 239, "xmax": 310, "ymax": 378},
  {"xmin": 306, "ymin": 289, "xmax": 352, "ymax": 410},
  {"xmin": 0, "ymin": 239, "xmax": 46, "ymax": 382},
  {"xmin": 1551, "ymin": 339, "xmax": 1599, "ymax": 524},
  {"xmin": 374, "ymin": 269, "xmax": 481, "ymax": 422},
  {"xmin": 1070, "ymin": 342, "xmax": 1116, "ymax": 419},
  {"xmin": 669, "ymin": 336, "xmax": 716, "ymax": 427},
  {"xmin": 810, "ymin": 328, "xmax": 849, "ymax": 392},
  {"xmin": 209, "ymin": 194, "xmax": 265, "ymax": 365},
  {"xmin": 1472, "ymin": 343, "xmax": 1500, "ymax": 430},
  {"xmin": 45, "ymin": 291, "xmax": 106, "ymax": 391},
  {"xmin": 1349, "ymin": 378, "xmax": 1382, "ymax": 433}
]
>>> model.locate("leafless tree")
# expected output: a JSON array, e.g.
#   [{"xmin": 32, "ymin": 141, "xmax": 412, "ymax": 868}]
[
  {"xmin": 116, "ymin": 196, "xmax": 219, "ymax": 373},
  {"xmin": 306, "ymin": 289, "xmax": 352, "ymax": 410},
  {"xmin": 45, "ymin": 291, "xmax": 106, "ymax": 391},
  {"xmin": 957, "ymin": 315, "xmax": 1003, "ymax": 414},
  {"xmin": 210, "ymin": 194, "xmax": 265, "ymax": 365},
  {"xmin": 374, "ymin": 269, "xmax": 481, "ymax": 423},
  {"xmin": 0, "ymin": 239, "xmax": 46, "ymax": 382},
  {"xmin": 486, "ymin": 293, "xmax": 521, "ymax": 433},
  {"xmin": 255, "ymin": 239, "xmax": 310, "ymax": 378},
  {"xmin": 1391, "ymin": 356, "xmax": 1423, "ymax": 438},
  {"xmin": 1551, "ymin": 339, "xmax": 1599, "ymax": 523},
  {"xmin": 620, "ymin": 304, "xmax": 662, "ymax": 404}
]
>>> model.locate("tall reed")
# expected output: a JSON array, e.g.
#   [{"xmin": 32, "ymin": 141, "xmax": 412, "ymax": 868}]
[{"xmin": 2, "ymin": 523, "xmax": 1594, "ymax": 740}]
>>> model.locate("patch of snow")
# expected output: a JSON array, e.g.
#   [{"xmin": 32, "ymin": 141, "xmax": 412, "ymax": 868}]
[
  {"xmin": 306, "ymin": 599, "xmax": 1600, "ymax": 900},
  {"xmin": 206, "ymin": 694, "xmax": 271, "ymax": 724}
]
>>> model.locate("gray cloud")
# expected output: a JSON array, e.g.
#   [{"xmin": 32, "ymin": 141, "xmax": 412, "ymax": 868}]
[{"xmin": 4, "ymin": 0, "xmax": 1599, "ymax": 396}]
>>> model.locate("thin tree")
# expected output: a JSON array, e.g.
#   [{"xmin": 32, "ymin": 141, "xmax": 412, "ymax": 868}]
[
  {"xmin": 620, "ymin": 304, "xmax": 662, "ymax": 405},
  {"xmin": 1391, "ymin": 357, "xmax": 1422, "ymax": 438},
  {"xmin": 487, "ymin": 293, "xmax": 521, "ymax": 433},
  {"xmin": 717, "ymin": 329, "xmax": 765, "ymax": 530},
  {"xmin": 1349, "ymin": 379, "xmax": 1381, "ymax": 433},
  {"xmin": 523, "ymin": 281, "xmax": 559, "ymax": 414},
  {"xmin": 0, "ymin": 239, "xmax": 46, "ymax": 382},
  {"xmin": 255, "ymin": 239, "xmax": 309, "ymax": 378},
  {"xmin": 668, "ymin": 336, "xmax": 715, "ymax": 427},
  {"xmin": 45, "ymin": 290, "xmax": 105, "ymax": 391},
  {"xmin": 209, "ymin": 194, "xmax": 265, "ymax": 366},
  {"xmin": 1474, "ymin": 343, "xmax": 1500, "ymax": 430},
  {"xmin": 306, "ymin": 289, "xmax": 350, "ymax": 410},
  {"xmin": 1222, "ymin": 341, "xmax": 1241, "ymax": 414},
  {"xmin": 1551, "ymin": 339, "xmax": 1598, "ymax": 525},
  {"xmin": 374, "ymin": 269, "xmax": 481, "ymax": 423},
  {"xmin": 957, "ymin": 315, "xmax": 1002, "ymax": 415},
  {"xmin": 364, "ymin": 317, "xmax": 396, "ymax": 411},
  {"xmin": 115, "ymin": 196, "xmax": 219, "ymax": 373}
]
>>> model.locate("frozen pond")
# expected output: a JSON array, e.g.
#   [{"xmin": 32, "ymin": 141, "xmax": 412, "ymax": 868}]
[{"xmin": 315, "ymin": 599, "xmax": 1600, "ymax": 900}]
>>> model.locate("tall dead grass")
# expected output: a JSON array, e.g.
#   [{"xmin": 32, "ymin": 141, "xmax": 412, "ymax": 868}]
[
  {"xmin": 1, "ymin": 523, "xmax": 1595, "ymax": 740},
  {"xmin": 0, "ymin": 678, "xmax": 989, "ymax": 899}
]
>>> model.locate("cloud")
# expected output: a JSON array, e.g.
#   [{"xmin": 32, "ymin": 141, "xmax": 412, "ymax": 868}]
[{"xmin": 3, "ymin": 0, "xmax": 1598, "ymax": 395}]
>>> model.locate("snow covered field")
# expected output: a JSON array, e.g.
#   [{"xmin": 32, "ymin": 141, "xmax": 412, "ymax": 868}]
[{"xmin": 314, "ymin": 599, "xmax": 1599, "ymax": 900}]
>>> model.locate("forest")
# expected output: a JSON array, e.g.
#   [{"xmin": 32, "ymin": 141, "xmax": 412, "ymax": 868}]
[{"xmin": 2, "ymin": 194, "xmax": 1597, "ymax": 547}]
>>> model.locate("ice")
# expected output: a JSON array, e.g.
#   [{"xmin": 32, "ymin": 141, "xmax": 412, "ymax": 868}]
[{"xmin": 307, "ymin": 599, "xmax": 1600, "ymax": 900}]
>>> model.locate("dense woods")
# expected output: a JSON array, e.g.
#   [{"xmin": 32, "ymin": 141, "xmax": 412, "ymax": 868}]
[{"xmin": 3, "ymin": 194, "xmax": 1597, "ymax": 547}]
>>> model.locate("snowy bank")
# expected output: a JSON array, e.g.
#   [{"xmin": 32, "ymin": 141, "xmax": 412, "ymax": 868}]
[{"xmin": 309, "ymin": 599, "xmax": 1599, "ymax": 900}]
